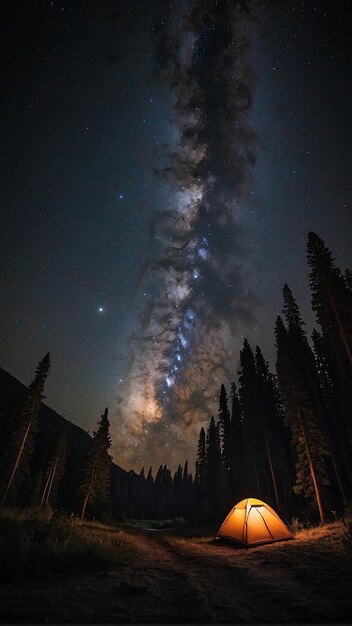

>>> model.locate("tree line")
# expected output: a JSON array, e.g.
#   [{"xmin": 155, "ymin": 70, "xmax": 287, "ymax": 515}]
[
  {"xmin": 194, "ymin": 232, "xmax": 352, "ymax": 524},
  {"xmin": 0, "ymin": 231, "xmax": 351, "ymax": 525}
]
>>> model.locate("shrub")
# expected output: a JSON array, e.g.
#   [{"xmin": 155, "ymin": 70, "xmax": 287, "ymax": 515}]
[
  {"xmin": 0, "ymin": 507, "xmax": 127, "ymax": 580},
  {"xmin": 290, "ymin": 517, "xmax": 304, "ymax": 535}
]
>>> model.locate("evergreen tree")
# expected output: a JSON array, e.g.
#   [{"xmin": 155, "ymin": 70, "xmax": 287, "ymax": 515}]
[
  {"xmin": 205, "ymin": 416, "xmax": 222, "ymax": 485},
  {"xmin": 80, "ymin": 407, "xmax": 112, "ymax": 521},
  {"xmin": 256, "ymin": 345, "xmax": 296, "ymax": 510},
  {"xmin": 195, "ymin": 427, "xmax": 206, "ymax": 486},
  {"xmin": 239, "ymin": 339, "xmax": 264, "ymax": 497},
  {"xmin": 217, "ymin": 384, "xmax": 232, "ymax": 504},
  {"xmin": 155, "ymin": 465, "xmax": 164, "ymax": 486},
  {"xmin": 228, "ymin": 382, "xmax": 243, "ymax": 499},
  {"xmin": 312, "ymin": 329, "xmax": 352, "ymax": 497},
  {"xmin": 255, "ymin": 346, "xmax": 281, "ymax": 508},
  {"xmin": 145, "ymin": 467, "xmax": 154, "ymax": 518},
  {"xmin": 312, "ymin": 329, "xmax": 335, "ymax": 412},
  {"xmin": 183, "ymin": 460, "xmax": 189, "ymax": 484},
  {"xmin": 173, "ymin": 464, "xmax": 183, "ymax": 486},
  {"xmin": 345, "ymin": 269, "xmax": 352, "ymax": 290},
  {"xmin": 1, "ymin": 353, "xmax": 51, "ymax": 504},
  {"xmin": 307, "ymin": 232, "xmax": 352, "ymax": 367},
  {"xmin": 40, "ymin": 430, "xmax": 67, "ymax": 508},
  {"xmin": 218, "ymin": 384, "xmax": 231, "ymax": 470},
  {"xmin": 307, "ymin": 232, "xmax": 352, "ymax": 457},
  {"xmin": 275, "ymin": 305, "xmax": 330, "ymax": 523},
  {"xmin": 205, "ymin": 415, "xmax": 227, "ymax": 519}
]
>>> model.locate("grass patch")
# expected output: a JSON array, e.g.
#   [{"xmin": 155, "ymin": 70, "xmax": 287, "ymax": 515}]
[{"xmin": 0, "ymin": 507, "xmax": 134, "ymax": 581}]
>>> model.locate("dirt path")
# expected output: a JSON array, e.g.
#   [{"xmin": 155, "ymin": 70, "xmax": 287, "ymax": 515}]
[{"xmin": 0, "ymin": 524, "xmax": 351, "ymax": 623}]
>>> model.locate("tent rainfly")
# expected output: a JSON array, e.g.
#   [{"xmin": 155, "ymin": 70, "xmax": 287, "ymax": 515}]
[{"xmin": 216, "ymin": 497, "xmax": 294, "ymax": 547}]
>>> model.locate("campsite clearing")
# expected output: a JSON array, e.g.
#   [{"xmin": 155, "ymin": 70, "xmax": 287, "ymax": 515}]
[{"xmin": 0, "ymin": 521, "xmax": 351, "ymax": 623}]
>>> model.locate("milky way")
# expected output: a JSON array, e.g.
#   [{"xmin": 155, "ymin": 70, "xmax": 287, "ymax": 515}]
[{"xmin": 112, "ymin": 0, "xmax": 260, "ymax": 472}]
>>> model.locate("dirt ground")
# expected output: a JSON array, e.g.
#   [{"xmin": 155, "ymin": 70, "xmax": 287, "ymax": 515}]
[{"xmin": 1, "ymin": 521, "xmax": 351, "ymax": 623}]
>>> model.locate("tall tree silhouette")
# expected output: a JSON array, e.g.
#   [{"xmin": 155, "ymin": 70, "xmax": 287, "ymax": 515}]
[
  {"xmin": 307, "ymin": 231, "xmax": 352, "ymax": 366},
  {"xmin": 195, "ymin": 427, "xmax": 206, "ymax": 487},
  {"xmin": 276, "ymin": 288, "xmax": 330, "ymax": 523},
  {"xmin": 1, "ymin": 353, "xmax": 51, "ymax": 504},
  {"xmin": 205, "ymin": 416, "xmax": 222, "ymax": 483},
  {"xmin": 80, "ymin": 407, "xmax": 112, "ymax": 521},
  {"xmin": 307, "ymin": 232, "xmax": 352, "ymax": 463},
  {"xmin": 312, "ymin": 329, "xmax": 352, "ymax": 498},
  {"xmin": 204, "ymin": 415, "xmax": 223, "ymax": 516},
  {"xmin": 239, "ymin": 339, "xmax": 263, "ymax": 497},
  {"xmin": 229, "ymin": 382, "xmax": 243, "ymax": 500},
  {"xmin": 218, "ymin": 384, "xmax": 231, "ymax": 469},
  {"xmin": 255, "ymin": 346, "xmax": 289, "ymax": 508},
  {"xmin": 345, "ymin": 269, "xmax": 352, "ymax": 290},
  {"xmin": 40, "ymin": 429, "xmax": 67, "ymax": 508}
]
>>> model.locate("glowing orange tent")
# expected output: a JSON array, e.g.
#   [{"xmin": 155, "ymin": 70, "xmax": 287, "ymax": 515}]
[{"xmin": 216, "ymin": 497, "xmax": 294, "ymax": 547}]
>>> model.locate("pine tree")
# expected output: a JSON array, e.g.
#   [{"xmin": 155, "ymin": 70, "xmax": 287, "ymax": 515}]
[
  {"xmin": 173, "ymin": 464, "xmax": 183, "ymax": 515},
  {"xmin": 312, "ymin": 329, "xmax": 352, "ymax": 497},
  {"xmin": 307, "ymin": 232, "xmax": 352, "ymax": 367},
  {"xmin": 345, "ymin": 269, "xmax": 352, "ymax": 290},
  {"xmin": 183, "ymin": 460, "xmax": 188, "ymax": 484},
  {"xmin": 80, "ymin": 407, "xmax": 112, "ymax": 521},
  {"xmin": 40, "ymin": 430, "xmax": 67, "ymax": 508},
  {"xmin": 205, "ymin": 415, "xmax": 226, "ymax": 519},
  {"xmin": 307, "ymin": 232, "xmax": 352, "ymax": 456},
  {"xmin": 1, "ymin": 353, "xmax": 51, "ymax": 504},
  {"xmin": 228, "ymin": 382, "xmax": 243, "ymax": 499},
  {"xmin": 205, "ymin": 416, "xmax": 222, "ymax": 485},
  {"xmin": 218, "ymin": 384, "xmax": 231, "ymax": 470},
  {"xmin": 145, "ymin": 467, "xmax": 154, "ymax": 518},
  {"xmin": 253, "ymin": 344, "xmax": 296, "ymax": 510},
  {"xmin": 173, "ymin": 464, "xmax": 183, "ymax": 486},
  {"xmin": 283, "ymin": 284, "xmax": 331, "ymax": 424},
  {"xmin": 182, "ymin": 460, "xmax": 193, "ymax": 519},
  {"xmin": 239, "ymin": 339, "xmax": 264, "ymax": 497},
  {"xmin": 195, "ymin": 427, "xmax": 206, "ymax": 487},
  {"xmin": 275, "ymin": 298, "xmax": 330, "ymax": 524},
  {"xmin": 255, "ymin": 346, "xmax": 281, "ymax": 508}
]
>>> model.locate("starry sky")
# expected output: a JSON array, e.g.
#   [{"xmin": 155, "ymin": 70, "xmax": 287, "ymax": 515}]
[{"xmin": 1, "ymin": 1, "xmax": 351, "ymax": 473}]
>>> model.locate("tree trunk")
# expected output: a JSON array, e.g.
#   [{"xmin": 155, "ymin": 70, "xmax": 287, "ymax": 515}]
[
  {"xmin": 266, "ymin": 436, "xmax": 280, "ymax": 509},
  {"xmin": 80, "ymin": 491, "xmax": 90, "ymax": 522},
  {"xmin": 2, "ymin": 420, "xmax": 32, "ymax": 504},
  {"xmin": 290, "ymin": 380, "xmax": 326, "ymax": 523},
  {"xmin": 329, "ymin": 444, "xmax": 346, "ymax": 501},
  {"xmin": 322, "ymin": 270, "xmax": 352, "ymax": 367},
  {"xmin": 44, "ymin": 456, "xmax": 58, "ymax": 506},
  {"xmin": 40, "ymin": 466, "xmax": 52, "ymax": 507},
  {"xmin": 280, "ymin": 471, "xmax": 288, "ymax": 507},
  {"xmin": 80, "ymin": 437, "xmax": 102, "ymax": 521},
  {"xmin": 299, "ymin": 414, "xmax": 326, "ymax": 524}
]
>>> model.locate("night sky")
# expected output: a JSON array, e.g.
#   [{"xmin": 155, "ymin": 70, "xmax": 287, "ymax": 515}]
[{"xmin": 1, "ymin": 1, "xmax": 351, "ymax": 472}]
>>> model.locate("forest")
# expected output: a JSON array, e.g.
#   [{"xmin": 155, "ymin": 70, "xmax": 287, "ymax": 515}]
[{"xmin": 0, "ymin": 231, "xmax": 351, "ymax": 528}]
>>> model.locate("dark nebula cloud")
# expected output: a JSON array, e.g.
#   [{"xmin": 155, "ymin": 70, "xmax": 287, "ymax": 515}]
[{"xmin": 112, "ymin": 0, "xmax": 260, "ymax": 471}]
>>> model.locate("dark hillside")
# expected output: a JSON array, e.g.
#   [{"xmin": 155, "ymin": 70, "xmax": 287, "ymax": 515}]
[{"xmin": 0, "ymin": 367, "xmax": 126, "ymax": 511}]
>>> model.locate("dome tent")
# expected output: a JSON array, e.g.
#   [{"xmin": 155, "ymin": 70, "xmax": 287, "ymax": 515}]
[{"xmin": 216, "ymin": 497, "xmax": 294, "ymax": 547}]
